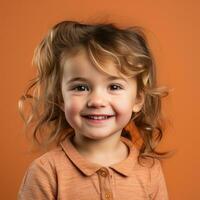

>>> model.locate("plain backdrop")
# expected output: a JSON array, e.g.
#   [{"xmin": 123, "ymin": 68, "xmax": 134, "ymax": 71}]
[{"xmin": 0, "ymin": 0, "xmax": 200, "ymax": 199}]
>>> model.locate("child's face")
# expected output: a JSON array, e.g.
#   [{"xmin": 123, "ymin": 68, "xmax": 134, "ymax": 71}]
[{"xmin": 61, "ymin": 49, "xmax": 143, "ymax": 140}]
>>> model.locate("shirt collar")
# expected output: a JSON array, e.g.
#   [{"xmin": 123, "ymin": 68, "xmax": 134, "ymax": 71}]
[{"xmin": 60, "ymin": 131, "xmax": 139, "ymax": 177}]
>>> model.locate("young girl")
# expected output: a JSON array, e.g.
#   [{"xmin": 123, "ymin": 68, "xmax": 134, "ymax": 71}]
[{"xmin": 18, "ymin": 20, "xmax": 170, "ymax": 200}]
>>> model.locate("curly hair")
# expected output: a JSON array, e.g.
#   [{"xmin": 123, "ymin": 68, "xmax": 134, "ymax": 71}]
[{"xmin": 18, "ymin": 20, "xmax": 171, "ymax": 165}]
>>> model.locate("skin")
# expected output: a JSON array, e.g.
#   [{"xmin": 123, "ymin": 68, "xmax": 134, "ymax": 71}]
[{"xmin": 60, "ymin": 48, "xmax": 144, "ymax": 166}]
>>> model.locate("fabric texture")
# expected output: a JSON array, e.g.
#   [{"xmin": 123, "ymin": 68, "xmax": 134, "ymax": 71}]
[{"xmin": 18, "ymin": 131, "xmax": 169, "ymax": 200}]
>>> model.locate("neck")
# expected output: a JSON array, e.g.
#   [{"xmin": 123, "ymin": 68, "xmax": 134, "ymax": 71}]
[{"xmin": 71, "ymin": 132, "xmax": 128, "ymax": 166}]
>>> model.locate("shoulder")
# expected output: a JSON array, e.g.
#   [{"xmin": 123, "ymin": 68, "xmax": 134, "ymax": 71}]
[
  {"xmin": 143, "ymin": 158, "xmax": 169, "ymax": 199},
  {"xmin": 136, "ymin": 157, "xmax": 164, "ymax": 180},
  {"xmin": 148, "ymin": 159, "xmax": 165, "ymax": 182},
  {"xmin": 28, "ymin": 145, "xmax": 70, "ymax": 172},
  {"xmin": 132, "ymin": 156, "xmax": 165, "ymax": 185},
  {"xmin": 18, "ymin": 147, "xmax": 67, "ymax": 199},
  {"xmin": 24, "ymin": 145, "xmax": 69, "ymax": 181},
  {"xmin": 22, "ymin": 148, "xmax": 57, "ymax": 178},
  {"xmin": 135, "ymin": 157, "xmax": 168, "ymax": 199},
  {"xmin": 28, "ymin": 146, "xmax": 60, "ymax": 166},
  {"xmin": 18, "ymin": 146, "xmax": 68, "ymax": 194}
]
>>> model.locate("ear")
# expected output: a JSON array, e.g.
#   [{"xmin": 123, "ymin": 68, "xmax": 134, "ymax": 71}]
[{"xmin": 132, "ymin": 92, "xmax": 145, "ymax": 113}]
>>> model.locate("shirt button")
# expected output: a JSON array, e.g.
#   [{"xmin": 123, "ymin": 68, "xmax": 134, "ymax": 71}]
[
  {"xmin": 105, "ymin": 192, "xmax": 112, "ymax": 199},
  {"xmin": 99, "ymin": 168, "xmax": 108, "ymax": 177}
]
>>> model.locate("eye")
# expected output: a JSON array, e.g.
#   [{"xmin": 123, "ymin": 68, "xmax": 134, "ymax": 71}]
[
  {"xmin": 109, "ymin": 84, "xmax": 123, "ymax": 90},
  {"xmin": 72, "ymin": 84, "xmax": 89, "ymax": 91}
]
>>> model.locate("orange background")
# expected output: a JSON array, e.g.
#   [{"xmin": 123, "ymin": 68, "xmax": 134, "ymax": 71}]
[{"xmin": 1, "ymin": 0, "xmax": 200, "ymax": 199}]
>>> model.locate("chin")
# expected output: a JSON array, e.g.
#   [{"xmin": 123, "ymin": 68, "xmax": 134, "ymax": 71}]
[{"xmin": 84, "ymin": 132, "xmax": 115, "ymax": 140}]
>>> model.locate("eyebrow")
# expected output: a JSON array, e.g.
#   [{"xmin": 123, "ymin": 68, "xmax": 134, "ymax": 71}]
[{"xmin": 66, "ymin": 76, "xmax": 127, "ymax": 84}]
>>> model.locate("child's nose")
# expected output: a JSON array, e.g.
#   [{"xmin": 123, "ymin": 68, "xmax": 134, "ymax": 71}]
[{"xmin": 87, "ymin": 90, "xmax": 107, "ymax": 108}]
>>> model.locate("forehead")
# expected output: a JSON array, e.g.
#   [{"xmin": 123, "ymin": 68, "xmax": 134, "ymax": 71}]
[{"xmin": 62, "ymin": 48, "xmax": 125, "ymax": 79}]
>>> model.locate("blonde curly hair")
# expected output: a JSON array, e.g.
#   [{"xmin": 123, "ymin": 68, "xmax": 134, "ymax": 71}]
[{"xmin": 18, "ymin": 20, "xmax": 171, "ymax": 164}]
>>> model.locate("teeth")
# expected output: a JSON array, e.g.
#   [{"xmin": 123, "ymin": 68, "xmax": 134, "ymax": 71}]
[{"xmin": 87, "ymin": 115, "xmax": 109, "ymax": 120}]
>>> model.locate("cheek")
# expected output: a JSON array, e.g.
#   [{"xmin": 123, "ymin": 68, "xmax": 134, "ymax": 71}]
[
  {"xmin": 113, "ymin": 94, "xmax": 136, "ymax": 124},
  {"xmin": 114, "ymin": 95, "xmax": 135, "ymax": 114},
  {"xmin": 116, "ymin": 104, "xmax": 133, "ymax": 122},
  {"xmin": 63, "ymin": 97, "xmax": 84, "ymax": 121}
]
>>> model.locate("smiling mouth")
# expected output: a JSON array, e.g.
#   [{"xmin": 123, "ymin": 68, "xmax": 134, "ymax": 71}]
[{"xmin": 82, "ymin": 115, "xmax": 114, "ymax": 120}]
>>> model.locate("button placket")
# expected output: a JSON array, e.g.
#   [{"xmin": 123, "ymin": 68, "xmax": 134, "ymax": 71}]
[
  {"xmin": 98, "ymin": 167, "xmax": 113, "ymax": 200},
  {"xmin": 90, "ymin": 174, "xmax": 101, "ymax": 195}
]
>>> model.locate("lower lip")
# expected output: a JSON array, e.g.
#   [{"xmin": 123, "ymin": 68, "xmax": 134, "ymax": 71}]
[{"xmin": 82, "ymin": 116, "xmax": 113, "ymax": 124}]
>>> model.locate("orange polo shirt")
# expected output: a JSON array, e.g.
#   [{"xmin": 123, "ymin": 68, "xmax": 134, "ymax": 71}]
[{"xmin": 18, "ymin": 131, "xmax": 169, "ymax": 200}]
